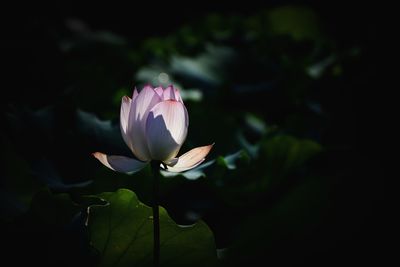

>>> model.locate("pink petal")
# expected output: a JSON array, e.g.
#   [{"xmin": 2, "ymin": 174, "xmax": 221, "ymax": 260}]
[
  {"xmin": 145, "ymin": 100, "xmax": 189, "ymax": 161},
  {"xmin": 128, "ymin": 86, "xmax": 162, "ymax": 161},
  {"xmin": 132, "ymin": 87, "xmax": 139, "ymax": 101},
  {"xmin": 120, "ymin": 96, "xmax": 132, "ymax": 148},
  {"xmin": 163, "ymin": 144, "xmax": 214, "ymax": 172},
  {"xmin": 174, "ymin": 87, "xmax": 183, "ymax": 103},
  {"xmin": 93, "ymin": 152, "xmax": 148, "ymax": 174},
  {"xmin": 142, "ymin": 84, "xmax": 153, "ymax": 89},
  {"xmin": 162, "ymin": 86, "xmax": 176, "ymax": 101},
  {"xmin": 154, "ymin": 86, "xmax": 164, "ymax": 96}
]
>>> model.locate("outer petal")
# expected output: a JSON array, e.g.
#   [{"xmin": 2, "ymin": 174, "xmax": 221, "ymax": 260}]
[
  {"xmin": 162, "ymin": 144, "xmax": 214, "ymax": 172},
  {"xmin": 146, "ymin": 100, "xmax": 188, "ymax": 161},
  {"xmin": 120, "ymin": 96, "xmax": 132, "ymax": 148},
  {"xmin": 93, "ymin": 152, "xmax": 147, "ymax": 174},
  {"xmin": 128, "ymin": 86, "xmax": 162, "ymax": 161}
]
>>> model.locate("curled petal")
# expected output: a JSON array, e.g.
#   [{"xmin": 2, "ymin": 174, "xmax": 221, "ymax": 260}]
[
  {"xmin": 162, "ymin": 144, "xmax": 214, "ymax": 172},
  {"xmin": 128, "ymin": 86, "xmax": 162, "ymax": 161},
  {"xmin": 93, "ymin": 152, "xmax": 147, "ymax": 174},
  {"xmin": 146, "ymin": 100, "xmax": 188, "ymax": 161},
  {"xmin": 120, "ymin": 96, "xmax": 132, "ymax": 148}
]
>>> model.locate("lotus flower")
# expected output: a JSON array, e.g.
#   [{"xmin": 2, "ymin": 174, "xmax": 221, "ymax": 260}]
[{"xmin": 93, "ymin": 85, "xmax": 213, "ymax": 173}]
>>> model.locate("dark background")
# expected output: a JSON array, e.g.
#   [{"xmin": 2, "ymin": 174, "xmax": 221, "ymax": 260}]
[{"xmin": 1, "ymin": 1, "xmax": 385, "ymax": 266}]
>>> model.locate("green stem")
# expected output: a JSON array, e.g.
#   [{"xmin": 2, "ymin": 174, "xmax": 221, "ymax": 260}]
[{"xmin": 151, "ymin": 161, "xmax": 161, "ymax": 267}]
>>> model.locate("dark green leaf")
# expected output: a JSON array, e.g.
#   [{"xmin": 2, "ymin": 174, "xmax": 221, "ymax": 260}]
[
  {"xmin": 88, "ymin": 189, "xmax": 217, "ymax": 267},
  {"xmin": 260, "ymin": 134, "xmax": 322, "ymax": 180},
  {"xmin": 28, "ymin": 189, "xmax": 81, "ymax": 226},
  {"xmin": 267, "ymin": 6, "xmax": 321, "ymax": 41}
]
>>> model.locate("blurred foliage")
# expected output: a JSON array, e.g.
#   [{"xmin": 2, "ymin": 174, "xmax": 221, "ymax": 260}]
[
  {"xmin": 1, "ymin": 3, "xmax": 378, "ymax": 267},
  {"xmin": 2, "ymin": 189, "xmax": 96, "ymax": 266}
]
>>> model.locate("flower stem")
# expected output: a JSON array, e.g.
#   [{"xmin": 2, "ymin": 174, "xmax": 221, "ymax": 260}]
[{"xmin": 151, "ymin": 161, "xmax": 161, "ymax": 267}]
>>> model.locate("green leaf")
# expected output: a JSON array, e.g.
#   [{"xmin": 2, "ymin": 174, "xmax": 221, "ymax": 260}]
[
  {"xmin": 216, "ymin": 150, "xmax": 250, "ymax": 170},
  {"xmin": 225, "ymin": 175, "xmax": 331, "ymax": 266},
  {"xmin": 259, "ymin": 135, "xmax": 322, "ymax": 180},
  {"xmin": 267, "ymin": 6, "xmax": 321, "ymax": 41},
  {"xmin": 88, "ymin": 189, "xmax": 217, "ymax": 267},
  {"xmin": 160, "ymin": 150, "xmax": 248, "ymax": 181},
  {"xmin": 2, "ymin": 189, "xmax": 97, "ymax": 266},
  {"xmin": 0, "ymin": 133, "xmax": 42, "ymax": 220},
  {"xmin": 27, "ymin": 189, "xmax": 81, "ymax": 226}
]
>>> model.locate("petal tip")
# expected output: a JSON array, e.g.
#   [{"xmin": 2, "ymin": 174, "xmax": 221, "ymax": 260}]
[
  {"xmin": 122, "ymin": 95, "xmax": 131, "ymax": 101},
  {"xmin": 92, "ymin": 152, "xmax": 105, "ymax": 161},
  {"xmin": 143, "ymin": 84, "xmax": 153, "ymax": 89},
  {"xmin": 204, "ymin": 143, "xmax": 215, "ymax": 153},
  {"xmin": 164, "ymin": 143, "xmax": 214, "ymax": 172}
]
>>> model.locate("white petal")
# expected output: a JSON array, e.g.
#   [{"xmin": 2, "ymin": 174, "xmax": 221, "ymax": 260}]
[
  {"xmin": 146, "ymin": 100, "xmax": 188, "ymax": 161},
  {"xmin": 93, "ymin": 152, "xmax": 148, "ymax": 174},
  {"xmin": 128, "ymin": 86, "xmax": 162, "ymax": 161},
  {"xmin": 120, "ymin": 96, "xmax": 132, "ymax": 148},
  {"xmin": 154, "ymin": 86, "xmax": 164, "ymax": 96},
  {"xmin": 163, "ymin": 144, "xmax": 214, "ymax": 172}
]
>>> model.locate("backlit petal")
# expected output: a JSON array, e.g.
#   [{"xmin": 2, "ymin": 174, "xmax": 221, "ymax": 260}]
[
  {"xmin": 132, "ymin": 87, "xmax": 139, "ymax": 101},
  {"xmin": 162, "ymin": 86, "xmax": 176, "ymax": 101},
  {"xmin": 93, "ymin": 152, "xmax": 148, "ymax": 174},
  {"xmin": 128, "ymin": 86, "xmax": 162, "ymax": 161},
  {"xmin": 145, "ymin": 100, "xmax": 188, "ymax": 161},
  {"xmin": 174, "ymin": 87, "xmax": 183, "ymax": 103},
  {"xmin": 120, "ymin": 96, "xmax": 132, "ymax": 148},
  {"xmin": 154, "ymin": 86, "xmax": 164, "ymax": 96},
  {"xmin": 163, "ymin": 144, "xmax": 214, "ymax": 172}
]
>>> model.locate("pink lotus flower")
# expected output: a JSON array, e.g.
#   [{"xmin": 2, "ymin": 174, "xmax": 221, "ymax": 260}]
[{"xmin": 93, "ymin": 85, "xmax": 213, "ymax": 173}]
